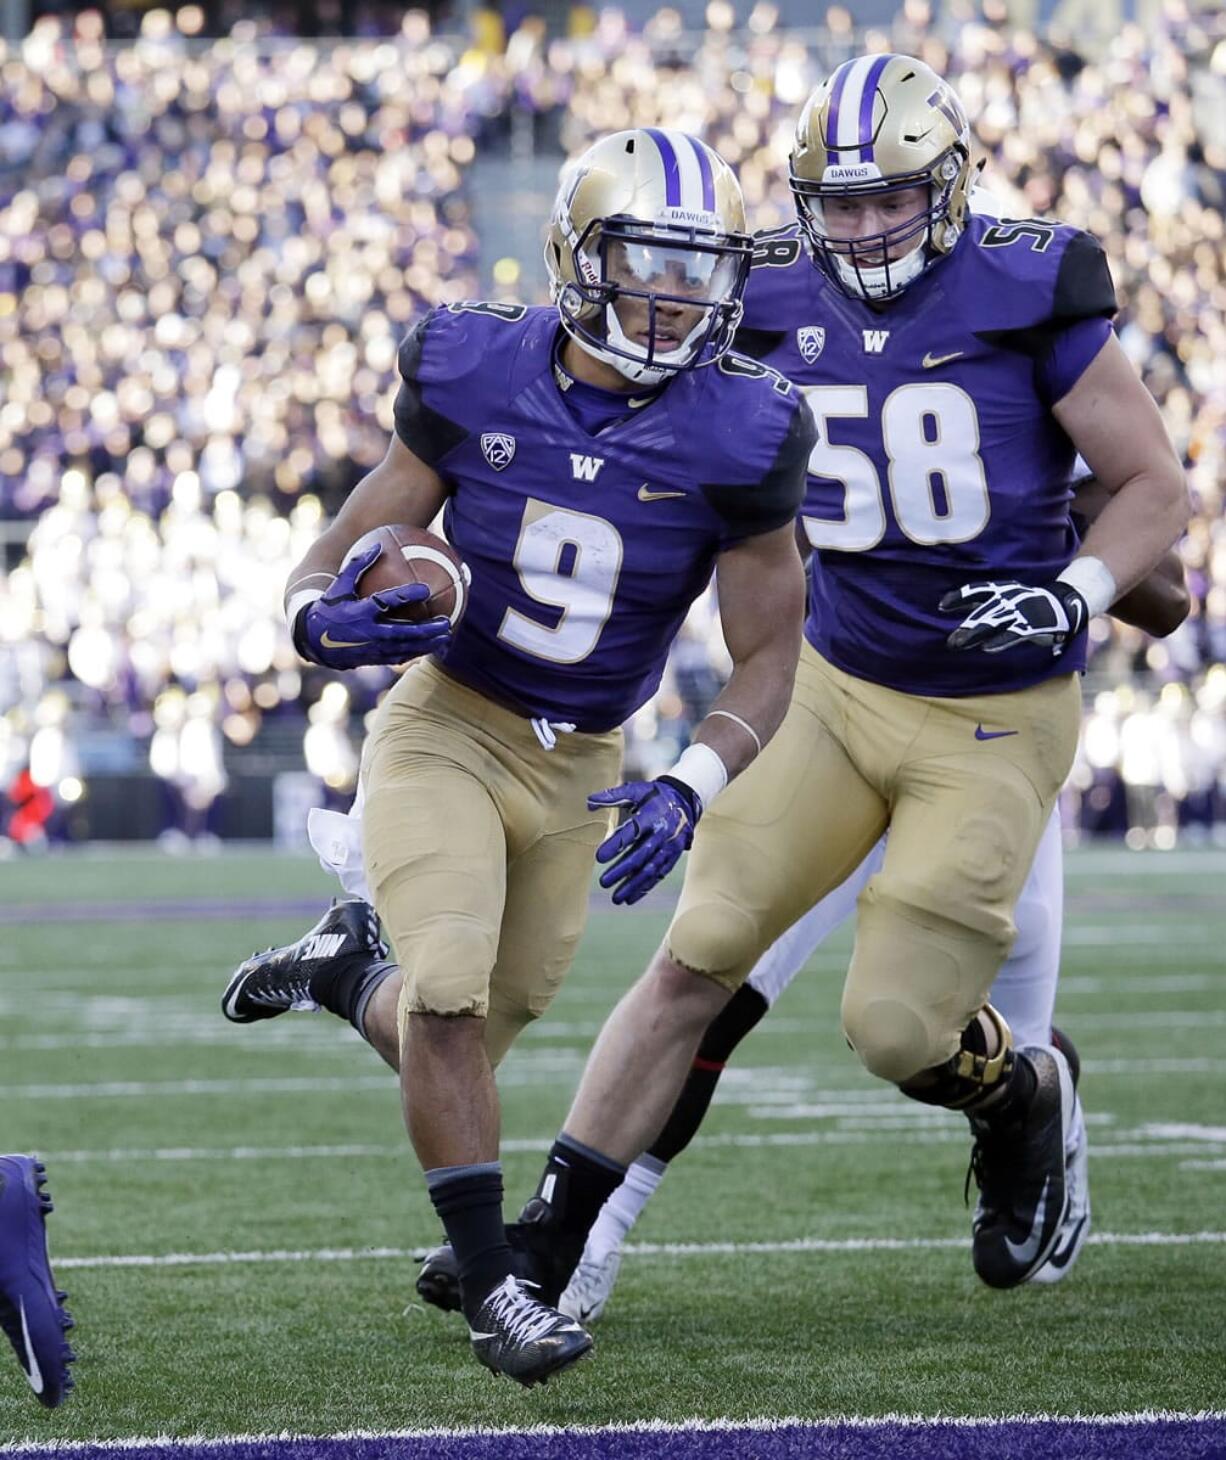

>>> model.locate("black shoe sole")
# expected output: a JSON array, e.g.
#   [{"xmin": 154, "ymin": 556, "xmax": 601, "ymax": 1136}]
[{"xmin": 479, "ymin": 1332, "xmax": 594, "ymax": 1389}]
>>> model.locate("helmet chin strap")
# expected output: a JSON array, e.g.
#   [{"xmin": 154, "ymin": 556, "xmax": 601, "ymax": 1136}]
[
  {"xmin": 576, "ymin": 303, "xmax": 714, "ymax": 386},
  {"xmin": 834, "ymin": 241, "xmax": 927, "ymax": 300}
]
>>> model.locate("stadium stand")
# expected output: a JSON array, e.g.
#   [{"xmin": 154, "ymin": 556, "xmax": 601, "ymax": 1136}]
[{"xmin": 1, "ymin": 3, "xmax": 1224, "ymax": 845}]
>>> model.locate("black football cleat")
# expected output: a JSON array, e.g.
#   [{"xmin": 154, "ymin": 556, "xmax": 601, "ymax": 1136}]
[
  {"xmin": 467, "ymin": 1276, "xmax": 591, "ymax": 1387},
  {"xmin": 221, "ymin": 899, "xmax": 386, "ymax": 1024},
  {"xmin": 967, "ymin": 1045, "xmax": 1075, "ymax": 1289},
  {"xmin": 416, "ymin": 1198, "xmax": 584, "ymax": 1315},
  {"xmin": 0, "ymin": 1157, "xmax": 75, "ymax": 1408},
  {"xmin": 1031, "ymin": 1027, "xmax": 1091, "ymax": 1285},
  {"xmin": 415, "ymin": 1240, "xmax": 463, "ymax": 1313}
]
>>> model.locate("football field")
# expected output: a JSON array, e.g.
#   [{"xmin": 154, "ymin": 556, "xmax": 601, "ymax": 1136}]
[{"xmin": 1, "ymin": 846, "xmax": 1224, "ymax": 1457}]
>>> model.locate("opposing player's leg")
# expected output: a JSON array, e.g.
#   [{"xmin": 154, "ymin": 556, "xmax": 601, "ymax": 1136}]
[
  {"xmin": 518, "ymin": 648, "xmax": 890, "ymax": 1303},
  {"xmin": 973, "ymin": 807, "xmax": 1090, "ymax": 1283},
  {"xmin": 0, "ymin": 1157, "xmax": 74, "ymax": 1409},
  {"xmin": 364, "ymin": 664, "xmax": 604, "ymax": 1384},
  {"xmin": 561, "ymin": 837, "xmax": 887, "ymax": 1321},
  {"xmin": 836, "ymin": 666, "xmax": 1082, "ymax": 1288}
]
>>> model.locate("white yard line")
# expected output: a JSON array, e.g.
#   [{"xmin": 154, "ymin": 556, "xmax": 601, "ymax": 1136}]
[
  {"xmin": 4, "ymin": 1410, "xmax": 1225, "ymax": 1455},
  {"xmin": 5, "ymin": 1054, "xmax": 1225, "ymax": 1100},
  {"xmin": 50, "ymin": 1229, "xmax": 1226, "ymax": 1271},
  {"xmin": 31, "ymin": 1130, "xmax": 1226, "ymax": 1165}
]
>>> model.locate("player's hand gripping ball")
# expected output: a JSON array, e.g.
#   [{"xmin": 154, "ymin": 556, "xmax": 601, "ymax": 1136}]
[{"xmin": 296, "ymin": 526, "xmax": 469, "ymax": 670}]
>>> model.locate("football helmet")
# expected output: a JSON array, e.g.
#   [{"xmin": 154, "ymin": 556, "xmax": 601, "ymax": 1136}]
[
  {"xmin": 789, "ymin": 53, "xmax": 976, "ymax": 301},
  {"xmin": 545, "ymin": 129, "xmax": 753, "ymax": 385}
]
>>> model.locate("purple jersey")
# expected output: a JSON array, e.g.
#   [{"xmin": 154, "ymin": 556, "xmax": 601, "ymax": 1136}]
[
  {"xmin": 739, "ymin": 213, "xmax": 1117, "ymax": 697},
  {"xmin": 393, "ymin": 303, "xmax": 814, "ymax": 732}
]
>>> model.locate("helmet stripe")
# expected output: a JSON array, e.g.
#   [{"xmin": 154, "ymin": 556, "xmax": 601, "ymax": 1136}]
[
  {"xmin": 824, "ymin": 60, "xmax": 854, "ymax": 165},
  {"xmin": 687, "ymin": 135, "xmax": 716, "ymax": 212},
  {"xmin": 668, "ymin": 129, "xmax": 705, "ymax": 210},
  {"xmin": 856, "ymin": 55, "xmax": 891, "ymax": 160},
  {"xmin": 644, "ymin": 128, "xmax": 682, "ymax": 206}
]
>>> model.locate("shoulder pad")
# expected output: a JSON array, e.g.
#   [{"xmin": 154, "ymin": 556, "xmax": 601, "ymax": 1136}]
[
  {"xmin": 693, "ymin": 371, "xmax": 814, "ymax": 537},
  {"xmin": 716, "ymin": 350, "xmax": 794, "ymax": 396},
  {"xmin": 969, "ymin": 217, "xmax": 1116, "ymax": 325}
]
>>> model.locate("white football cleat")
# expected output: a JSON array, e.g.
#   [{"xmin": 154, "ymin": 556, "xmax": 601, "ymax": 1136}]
[{"xmin": 557, "ymin": 1246, "xmax": 623, "ymax": 1324}]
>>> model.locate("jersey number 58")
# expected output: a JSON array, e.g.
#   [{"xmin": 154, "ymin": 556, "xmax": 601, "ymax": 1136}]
[{"xmin": 801, "ymin": 382, "xmax": 991, "ymax": 551}]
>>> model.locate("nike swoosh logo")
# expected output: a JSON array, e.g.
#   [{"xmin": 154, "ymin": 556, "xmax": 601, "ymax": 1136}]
[
  {"xmin": 923, "ymin": 350, "xmax": 965, "ymax": 369},
  {"xmin": 975, "ymin": 724, "xmax": 1019, "ymax": 741},
  {"xmin": 1004, "ymin": 1176, "xmax": 1050, "ymax": 1267},
  {"xmin": 468, "ymin": 1328, "xmax": 496, "ymax": 1342},
  {"xmin": 319, "ymin": 630, "xmax": 369, "ymax": 649},
  {"xmin": 638, "ymin": 485, "xmax": 686, "ymax": 502},
  {"xmin": 628, "ymin": 395, "xmax": 657, "ymax": 409},
  {"xmin": 18, "ymin": 1299, "xmax": 44, "ymax": 1395},
  {"xmin": 1045, "ymin": 1214, "xmax": 1089, "ymax": 1268}
]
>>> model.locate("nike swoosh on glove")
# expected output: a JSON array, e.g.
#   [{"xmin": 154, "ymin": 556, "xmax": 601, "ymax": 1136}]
[
  {"xmin": 294, "ymin": 544, "xmax": 453, "ymax": 669},
  {"xmin": 940, "ymin": 579, "xmax": 1088, "ymax": 657},
  {"xmin": 587, "ymin": 777, "xmax": 702, "ymax": 906}
]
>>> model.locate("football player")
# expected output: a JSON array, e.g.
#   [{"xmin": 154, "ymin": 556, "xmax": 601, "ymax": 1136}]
[
  {"xmin": 0, "ymin": 1155, "xmax": 75, "ymax": 1408},
  {"xmin": 287, "ymin": 475, "xmax": 1181, "ymax": 1322},
  {"xmin": 484, "ymin": 54, "xmax": 1189, "ymax": 1312},
  {"xmin": 559, "ymin": 478, "xmax": 1188, "ymax": 1320},
  {"xmin": 268, "ymin": 129, "xmax": 815, "ymax": 1385}
]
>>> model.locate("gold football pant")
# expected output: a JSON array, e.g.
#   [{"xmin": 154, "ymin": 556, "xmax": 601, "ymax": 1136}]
[
  {"xmin": 360, "ymin": 661, "xmax": 622, "ymax": 1067},
  {"xmin": 668, "ymin": 641, "xmax": 1081, "ymax": 1082}
]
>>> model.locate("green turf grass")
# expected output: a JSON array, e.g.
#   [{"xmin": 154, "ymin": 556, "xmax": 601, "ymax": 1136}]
[{"xmin": 1, "ymin": 847, "xmax": 1224, "ymax": 1442}]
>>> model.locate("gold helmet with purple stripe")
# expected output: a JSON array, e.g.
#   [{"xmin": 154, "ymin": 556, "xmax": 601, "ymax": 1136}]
[
  {"xmin": 546, "ymin": 129, "xmax": 753, "ymax": 385},
  {"xmin": 790, "ymin": 54, "xmax": 975, "ymax": 301}
]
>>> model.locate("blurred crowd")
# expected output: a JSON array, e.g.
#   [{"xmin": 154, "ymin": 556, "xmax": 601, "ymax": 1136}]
[{"xmin": 2, "ymin": 2, "xmax": 1226, "ymax": 846}]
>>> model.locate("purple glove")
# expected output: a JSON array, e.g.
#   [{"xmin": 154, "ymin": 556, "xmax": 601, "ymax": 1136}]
[
  {"xmin": 587, "ymin": 777, "xmax": 702, "ymax": 906},
  {"xmin": 294, "ymin": 544, "xmax": 453, "ymax": 669}
]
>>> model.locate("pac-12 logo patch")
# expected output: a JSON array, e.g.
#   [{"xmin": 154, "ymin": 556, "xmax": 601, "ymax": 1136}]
[
  {"xmin": 480, "ymin": 433, "xmax": 516, "ymax": 471},
  {"xmin": 796, "ymin": 326, "xmax": 825, "ymax": 363}
]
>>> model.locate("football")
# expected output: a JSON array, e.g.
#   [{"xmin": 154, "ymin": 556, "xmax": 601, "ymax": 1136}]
[{"xmin": 343, "ymin": 524, "xmax": 469, "ymax": 628}]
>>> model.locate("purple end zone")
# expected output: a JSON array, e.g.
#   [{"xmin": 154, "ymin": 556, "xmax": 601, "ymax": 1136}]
[{"xmin": 10, "ymin": 1419, "xmax": 1226, "ymax": 1460}]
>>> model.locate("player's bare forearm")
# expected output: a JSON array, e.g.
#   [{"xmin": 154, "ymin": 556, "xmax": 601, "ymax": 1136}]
[
  {"xmin": 701, "ymin": 524, "xmax": 805, "ymax": 779},
  {"xmin": 1109, "ymin": 551, "xmax": 1189, "ymax": 636},
  {"xmin": 284, "ymin": 434, "xmax": 449, "ymax": 605},
  {"xmin": 1054, "ymin": 335, "xmax": 1190, "ymax": 599},
  {"xmin": 1072, "ymin": 476, "xmax": 1189, "ymax": 636}
]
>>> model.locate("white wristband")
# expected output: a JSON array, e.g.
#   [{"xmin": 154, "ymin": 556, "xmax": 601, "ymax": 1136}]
[
  {"xmin": 665, "ymin": 743, "xmax": 729, "ymax": 812},
  {"xmin": 285, "ymin": 587, "xmax": 325, "ymax": 634},
  {"xmin": 1057, "ymin": 555, "xmax": 1117, "ymax": 619}
]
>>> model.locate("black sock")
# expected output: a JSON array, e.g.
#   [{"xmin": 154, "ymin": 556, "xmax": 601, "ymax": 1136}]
[
  {"xmin": 649, "ymin": 984, "xmax": 769, "ymax": 1163},
  {"xmin": 426, "ymin": 1163, "xmax": 514, "ymax": 1317},
  {"xmin": 313, "ymin": 957, "xmax": 397, "ymax": 1036},
  {"xmin": 535, "ymin": 1135, "xmax": 626, "ymax": 1244}
]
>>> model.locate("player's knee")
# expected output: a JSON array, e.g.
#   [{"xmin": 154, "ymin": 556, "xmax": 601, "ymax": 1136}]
[
  {"xmin": 841, "ymin": 994, "xmax": 939, "ymax": 1084},
  {"xmin": 397, "ymin": 914, "xmax": 497, "ymax": 1018},
  {"xmin": 667, "ymin": 900, "xmax": 763, "ymax": 993}
]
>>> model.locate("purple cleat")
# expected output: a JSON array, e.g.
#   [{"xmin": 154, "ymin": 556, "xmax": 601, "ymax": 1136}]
[{"xmin": 0, "ymin": 1156, "xmax": 75, "ymax": 1408}]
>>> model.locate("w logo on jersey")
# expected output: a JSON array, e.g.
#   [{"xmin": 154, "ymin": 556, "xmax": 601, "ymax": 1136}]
[
  {"xmin": 797, "ymin": 326, "xmax": 825, "ymax": 363},
  {"xmin": 569, "ymin": 453, "xmax": 605, "ymax": 482},
  {"xmin": 862, "ymin": 329, "xmax": 890, "ymax": 354},
  {"xmin": 481, "ymin": 433, "xmax": 516, "ymax": 471}
]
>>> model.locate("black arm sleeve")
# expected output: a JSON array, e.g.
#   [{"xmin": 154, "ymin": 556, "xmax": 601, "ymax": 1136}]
[
  {"xmin": 393, "ymin": 313, "xmax": 470, "ymax": 467},
  {"xmin": 700, "ymin": 397, "xmax": 816, "ymax": 536}
]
